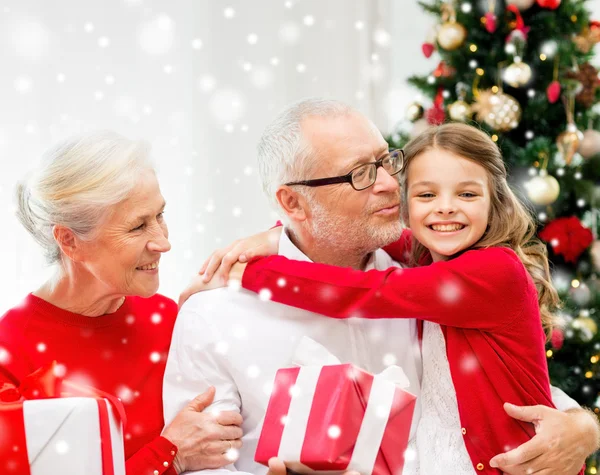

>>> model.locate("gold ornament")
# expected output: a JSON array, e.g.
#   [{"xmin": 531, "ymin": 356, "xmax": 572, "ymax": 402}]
[
  {"xmin": 472, "ymin": 89, "xmax": 521, "ymax": 132},
  {"xmin": 448, "ymin": 100, "xmax": 472, "ymax": 122},
  {"xmin": 503, "ymin": 58, "xmax": 532, "ymax": 88},
  {"xmin": 578, "ymin": 129, "xmax": 600, "ymax": 159},
  {"xmin": 506, "ymin": 0, "xmax": 535, "ymax": 10},
  {"xmin": 572, "ymin": 313, "xmax": 598, "ymax": 342},
  {"xmin": 437, "ymin": 22, "xmax": 467, "ymax": 50},
  {"xmin": 406, "ymin": 102, "xmax": 425, "ymax": 122},
  {"xmin": 556, "ymin": 123, "xmax": 583, "ymax": 165},
  {"xmin": 525, "ymin": 169, "xmax": 560, "ymax": 206}
]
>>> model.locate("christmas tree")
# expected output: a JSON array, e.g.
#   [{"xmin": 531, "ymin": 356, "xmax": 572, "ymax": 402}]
[{"xmin": 387, "ymin": 0, "xmax": 600, "ymax": 469}]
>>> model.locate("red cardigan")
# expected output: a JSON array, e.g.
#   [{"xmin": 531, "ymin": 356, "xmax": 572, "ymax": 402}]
[
  {"xmin": 242, "ymin": 234, "xmax": 572, "ymax": 474},
  {"xmin": 0, "ymin": 293, "xmax": 179, "ymax": 475}
]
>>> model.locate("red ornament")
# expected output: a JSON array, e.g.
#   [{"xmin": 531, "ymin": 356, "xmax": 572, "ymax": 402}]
[
  {"xmin": 536, "ymin": 0, "xmax": 561, "ymax": 9},
  {"xmin": 485, "ymin": 12, "xmax": 497, "ymax": 33},
  {"xmin": 546, "ymin": 81, "xmax": 561, "ymax": 103},
  {"xmin": 433, "ymin": 61, "xmax": 456, "ymax": 78},
  {"xmin": 550, "ymin": 328, "xmax": 564, "ymax": 350},
  {"xmin": 422, "ymin": 42, "xmax": 435, "ymax": 58},
  {"xmin": 426, "ymin": 88, "xmax": 446, "ymax": 125},
  {"xmin": 539, "ymin": 216, "xmax": 594, "ymax": 263}
]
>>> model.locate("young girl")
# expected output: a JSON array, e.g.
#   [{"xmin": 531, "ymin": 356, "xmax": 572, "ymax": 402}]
[{"xmin": 192, "ymin": 123, "xmax": 583, "ymax": 474}]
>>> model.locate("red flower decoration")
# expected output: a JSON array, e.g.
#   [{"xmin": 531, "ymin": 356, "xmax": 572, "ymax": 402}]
[{"xmin": 539, "ymin": 216, "xmax": 594, "ymax": 263}]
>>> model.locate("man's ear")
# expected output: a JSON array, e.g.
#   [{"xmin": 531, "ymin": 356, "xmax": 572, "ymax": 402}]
[
  {"xmin": 53, "ymin": 225, "xmax": 84, "ymax": 262},
  {"xmin": 275, "ymin": 186, "xmax": 309, "ymax": 223}
]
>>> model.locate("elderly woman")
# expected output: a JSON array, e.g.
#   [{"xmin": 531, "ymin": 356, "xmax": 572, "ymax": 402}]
[{"xmin": 0, "ymin": 132, "xmax": 242, "ymax": 474}]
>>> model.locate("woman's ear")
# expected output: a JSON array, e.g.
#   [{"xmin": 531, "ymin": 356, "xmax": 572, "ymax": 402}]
[{"xmin": 53, "ymin": 225, "xmax": 84, "ymax": 262}]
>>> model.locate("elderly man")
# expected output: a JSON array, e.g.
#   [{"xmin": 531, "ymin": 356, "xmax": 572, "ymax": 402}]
[{"xmin": 163, "ymin": 99, "xmax": 598, "ymax": 475}]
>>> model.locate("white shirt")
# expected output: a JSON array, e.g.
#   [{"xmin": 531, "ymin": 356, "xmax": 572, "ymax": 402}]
[{"xmin": 163, "ymin": 230, "xmax": 423, "ymax": 475}]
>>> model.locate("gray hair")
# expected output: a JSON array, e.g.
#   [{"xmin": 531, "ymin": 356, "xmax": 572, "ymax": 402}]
[
  {"xmin": 16, "ymin": 131, "xmax": 154, "ymax": 264},
  {"xmin": 257, "ymin": 98, "xmax": 356, "ymax": 212}
]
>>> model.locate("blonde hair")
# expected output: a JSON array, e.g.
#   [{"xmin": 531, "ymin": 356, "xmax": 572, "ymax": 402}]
[
  {"xmin": 16, "ymin": 131, "xmax": 154, "ymax": 264},
  {"xmin": 401, "ymin": 123, "xmax": 558, "ymax": 338}
]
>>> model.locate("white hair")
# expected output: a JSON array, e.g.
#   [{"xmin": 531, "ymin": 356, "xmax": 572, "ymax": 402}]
[
  {"xmin": 16, "ymin": 131, "xmax": 154, "ymax": 264},
  {"xmin": 257, "ymin": 98, "xmax": 357, "ymax": 212}
]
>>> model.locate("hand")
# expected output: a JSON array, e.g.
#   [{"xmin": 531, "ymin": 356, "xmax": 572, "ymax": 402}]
[
  {"xmin": 489, "ymin": 403, "xmax": 598, "ymax": 475},
  {"xmin": 198, "ymin": 226, "xmax": 282, "ymax": 283},
  {"xmin": 178, "ymin": 262, "xmax": 248, "ymax": 308},
  {"xmin": 162, "ymin": 387, "xmax": 244, "ymax": 473},
  {"xmin": 265, "ymin": 457, "xmax": 361, "ymax": 475}
]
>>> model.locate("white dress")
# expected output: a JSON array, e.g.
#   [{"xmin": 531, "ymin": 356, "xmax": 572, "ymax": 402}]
[{"xmin": 404, "ymin": 321, "xmax": 476, "ymax": 475}]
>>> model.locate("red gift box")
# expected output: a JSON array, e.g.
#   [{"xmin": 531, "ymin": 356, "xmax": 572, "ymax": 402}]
[
  {"xmin": 0, "ymin": 362, "xmax": 126, "ymax": 475},
  {"xmin": 255, "ymin": 339, "xmax": 416, "ymax": 475}
]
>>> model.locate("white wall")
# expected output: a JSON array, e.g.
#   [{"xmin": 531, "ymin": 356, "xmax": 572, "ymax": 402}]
[{"xmin": 0, "ymin": 0, "xmax": 392, "ymax": 307}]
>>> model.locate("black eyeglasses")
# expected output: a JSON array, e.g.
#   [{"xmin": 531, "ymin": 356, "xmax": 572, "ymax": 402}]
[{"xmin": 285, "ymin": 149, "xmax": 405, "ymax": 191}]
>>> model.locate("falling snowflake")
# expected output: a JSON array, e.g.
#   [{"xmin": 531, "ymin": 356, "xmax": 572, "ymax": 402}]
[
  {"xmin": 263, "ymin": 381, "xmax": 275, "ymax": 396},
  {"xmin": 382, "ymin": 353, "xmax": 397, "ymax": 366},
  {"xmin": 259, "ymin": 288, "xmax": 272, "ymax": 301},
  {"xmin": 138, "ymin": 14, "xmax": 174, "ymax": 55},
  {"xmin": 303, "ymin": 15, "xmax": 315, "ymax": 26},
  {"xmin": 14, "ymin": 76, "xmax": 33, "ymax": 94},
  {"xmin": 439, "ymin": 281, "xmax": 461, "ymax": 304},
  {"xmin": 327, "ymin": 425, "xmax": 341, "ymax": 439},
  {"xmin": 55, "ymin": 440, "xmax": 69, "ymax": 455},
  {"xmin": 215, "ymin": 341, "xmax": 229, "ymax": 355},
  {"xmin": 0, "ymin": 347, "xmax": 11, "ymax": 364},
  {"xmin": 151, "ymin": 312, "xmax": 162, "ymax": 324},
  {"xmin": 97, "ymin": 36, "xmax": 110, "ymax": 48},
  {"xmin": 225, "ymin": 447, "xmax": 240, "ymax": 462},
  {"xmin": 116, "ymin": 385, "xmax": 134, "ymax": 404},
  {"xmin": 37, "ymin": 342, "xmax": 46, "ymax": 352},
  {"xmin": 279, "ymin": 22, "xmax": 301, "ymax": 44},
  {"xmin": 149, "ymin": 352, "xmax": 161, "ymax": 363},
  {"xmin": 247, "ymin": 365, "xmax": 260, "ymax": 378},
  {"xmin": 223, "ymin": 7, "xmax": 236, "ymax": 19}
]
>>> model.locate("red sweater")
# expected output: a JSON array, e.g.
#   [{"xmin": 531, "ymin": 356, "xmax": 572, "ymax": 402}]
[
  {"xmin": 241, "ymin": 236, "xmax": 571, "ymax": 474},
  {"xmin": 0, "ymin": 293, "xmax": 179, "ymax": 475}
]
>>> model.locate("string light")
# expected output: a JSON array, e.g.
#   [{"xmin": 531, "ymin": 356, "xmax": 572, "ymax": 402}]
[
  {"xmin": 546, "ymin": 350, "xmax": 553, "ymax": 358},
  {"xmin": 491, "ymin": 134, "xmax": 498, "ymax": 142},
  {"xmin": 476, "ymin": 68, "xmax": 484, "ymax": 76},
  {"xmin": 469, "ymin": 44, "xmax": 477, "ymax": 52},
  {"xmin": 591, "ymin": 355, "xmax": 599, "ymax": 364},
  {"xmin": 585, "ymin": 371, "xmax": 593, "ymax": 378},
  {"xmin": 572, "ymin": 279, "xmax": 581, "ymax": 288},
  {"xmin": 540, "ymin": 54, "xmax": 547, "ymax": 61}
]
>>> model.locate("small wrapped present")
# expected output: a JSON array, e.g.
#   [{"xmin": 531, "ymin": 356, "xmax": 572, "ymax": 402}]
[
  {"xmin": 255, "ymin": 337, "xmax": 416, "ymax": 475},
  {"xmin": 0, "ymin": 362, "xmax": 126, "ymax": 475}
]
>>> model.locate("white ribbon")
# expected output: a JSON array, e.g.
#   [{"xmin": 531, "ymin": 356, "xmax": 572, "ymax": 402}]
[{"xmin": 278, "ymin": 337, "xmax": 411, "ymax": 475}]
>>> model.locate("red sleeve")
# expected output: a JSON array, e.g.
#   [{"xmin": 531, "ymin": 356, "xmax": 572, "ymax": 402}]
[
  {"xmin": 382, "ymin": 229, "xmax": 413, "ymax": 264},
  {"xmin": 242, "ymin": 247, "xmax": 529, "ymax": 331},
  {"xmin": 125, "ymin": 435, "xmax": 178, "ymax": 475}
]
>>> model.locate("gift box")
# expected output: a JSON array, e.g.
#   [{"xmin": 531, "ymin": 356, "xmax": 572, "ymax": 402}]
[
  {"xmin": 0, "ymin": 363, "xmax": 126, "ymax": 475},
  {"xmin": 255, "ymin": 337, "xmax": 416, "ymax": 475}
]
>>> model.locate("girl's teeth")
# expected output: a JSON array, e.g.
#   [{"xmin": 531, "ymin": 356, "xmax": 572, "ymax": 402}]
[{"xmin": 431, "ymin": 224, "xmax": 464, "ymax": 232}]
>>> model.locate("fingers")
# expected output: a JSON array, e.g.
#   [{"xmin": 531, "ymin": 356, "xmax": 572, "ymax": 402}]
[
  {"xmin": 187, "ymin": 386, "xmax": 216, "ymax": 412},
  {"xmin": 266, "ymin": 457, "xmax": 287, "ymax": 475},
  {"xmin": 219, "ymin": 425, "xmax": 243, "ymax": 440},
  {"xmin": 503, "ymin": 402, "xmax": 545, "ymax": 423},
  {"xmin": 216, "ymin": 411, "xmax": 243, "ymax": 426},
  {"xmin": 490, "ymin": 438, "xmax": 545, "ymax": 469}
]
